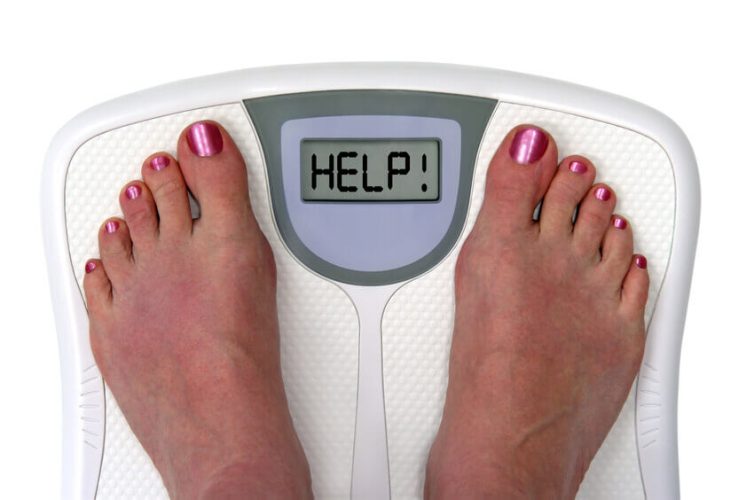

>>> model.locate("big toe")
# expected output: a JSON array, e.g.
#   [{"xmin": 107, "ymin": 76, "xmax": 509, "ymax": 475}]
[
  {"xmin": 476, "ymin": 125, "xmax": 559, "ymax": 233},
  {"xmin": 176, "ymin": 121, "xmax": 257, "ymax": 237}
]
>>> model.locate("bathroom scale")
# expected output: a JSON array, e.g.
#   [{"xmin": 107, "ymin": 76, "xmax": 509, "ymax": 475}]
[{"xmin": 42, "ymin": 63, "xmax": 700, "ymax": 499}]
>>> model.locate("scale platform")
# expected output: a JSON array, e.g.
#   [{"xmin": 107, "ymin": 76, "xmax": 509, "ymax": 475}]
[{"xmin": 42, "ymin": 63, "xmax": 699, "ymax": 499}]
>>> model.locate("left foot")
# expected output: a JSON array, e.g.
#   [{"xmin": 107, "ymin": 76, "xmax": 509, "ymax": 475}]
[
  {"xmin": 83, "ymin": 121, "xmax": 312, "ymax": 499},
  {"xmin": 425, "ymin": 125, "xmax": 649, "ymax": 499}
]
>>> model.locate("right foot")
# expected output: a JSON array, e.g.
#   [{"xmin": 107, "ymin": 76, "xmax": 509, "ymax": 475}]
[
  {"xmin": 426, "ymin": 125, "xmax": 649, "ymax": 499},
  {"xmin": 83, "ymin": 121, "xmax": 312, "ymax": 499}
]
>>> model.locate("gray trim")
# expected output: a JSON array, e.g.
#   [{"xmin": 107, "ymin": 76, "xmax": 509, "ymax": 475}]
[{"xmin": 244, "ymin": 90, "xmax": 496, "ymax": 286}]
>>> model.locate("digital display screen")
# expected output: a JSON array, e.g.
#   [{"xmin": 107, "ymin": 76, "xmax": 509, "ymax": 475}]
[{"xmin": 301, "ymin": 139, "xmax": 440, "ymax": 201}]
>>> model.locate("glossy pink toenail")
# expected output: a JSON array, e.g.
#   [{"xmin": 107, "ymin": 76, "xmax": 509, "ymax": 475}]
[
  {"xmin": 85, "ymin": 261, "xmax": 97, "ymax": 274},
  {"xmin": 509, "ymin": 126, "xmax": 548, "ymax": 165},
  {"xmin": 613, "ymin": 216, "xmax": 627, "ymax": 229},
  {"xmin": 125, "ymin": 185, "xmax": 141, "ymax": 200},
  {"xmin": 569, "ymin": 160, "xmax": 588, "ymax": 174},
  {"xmin": 150, "ymin": 156, "xmax": 170, "ymax": 171},
  {"xmin": 635, "ymin": 255, "xmax": 647, "ymax": 269},
  {"xmin": 105, "ymin": 221, "xmax": 119, "ymax": 234},
  {"xmin": 187, "ymin": 122, "xmax": 223, "ymax": 157},
  {"xmin": 595, "ymin": 187, "xmax": 611, "ymax": 201}
]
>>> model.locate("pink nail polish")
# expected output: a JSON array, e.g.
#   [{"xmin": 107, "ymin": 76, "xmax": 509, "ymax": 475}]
[
  {"xmin": 150, "ymin": 156, "xmax": 170, "ymax": 171},
  {"xmin": 613, "ymin": 216, "xmax": 627, "ymax": 230},
  {"xmin": 125, "ymin": 185, "xmax": 142, "ymax": 200},
  {"xmin": 635, "ymin": 255, "xmax": 647, "ymax": 269},
  {"xmin": 509, "ymin": 126, "xmax": 548, "ymax": 165},
  {"xmin": 85, "ymin": 261, "xmax": 97, "ymax": 274},
  {"xmin": 105, "ymin": 221, "xmax": 119, "ymax": 234},
  {"xmin": 595, "ymin": 187, "xmax": 612, "ymax": 201},
  {"xmin": 569, "ymin": 160, "xmax": 588, "ymax": 174},
  {"xmin": 187, "ymin": 122, "xmax": 223, "ymax": 157}
]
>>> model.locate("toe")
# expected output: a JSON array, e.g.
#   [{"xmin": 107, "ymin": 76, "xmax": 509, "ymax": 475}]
[
  {"xmin": 539, "ymin": 155, "xmax": 596, "ymax": 237},
  {"xmin": 621, "ymin": 254, "xmax": 650, "ymax": 316},
  {"xmin": 477, "ymin": 124, "xmax": 559, "ymax": 233},
  {"xmin": 572, "ymin": 184, "xmax": 617, "ymax": 259},
  {"xmin": 83, "ymin": 258, "xmax": 111, "ymax": 310},
  {"xmin": 141, "ymin": 153, "xmax": 192, "ymax": 238},
  {"xmin": 176, "ymin": 121, "xmax": 256, "ymax": 237},
  {"xmin": 600, "ymin": 214, "xmax": 634, "ymax": 283},
  {"xmin": 98, "ymin": 218, "xmax": 133, "ymax": 285},
  {"xmin": 119, "ymin": 181, "xmax": 158, "ymax": 251}
]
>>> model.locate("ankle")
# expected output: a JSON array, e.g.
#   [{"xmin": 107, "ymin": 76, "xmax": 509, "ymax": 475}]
[
  {"xmin": 425, "ymin": 432, "xmax": 584, "ymax": 500},
  {"xmin": 166, "ymin": 453, "xmax": 312, "ymax": 500},
  {"xmin": 425, "ymin": 430, "xmax": 512, "ymax": 499},
  {"xmin": 425, "ymin": 461, "xmax": 525, "ymax": 500},
  {"xmin": 426, "ymin": 460, "xmax": 578, "ymax": 500},
  {"xmin": 197, "ymin": 461, "xmax": 312, "ymax": 500}
]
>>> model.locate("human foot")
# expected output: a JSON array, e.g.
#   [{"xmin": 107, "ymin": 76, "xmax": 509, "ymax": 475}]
[
  {"xmin": 83, "ymin": 122, "xmax": 312, "ymax": 499},
  {"xmin": 425, "ymin": 125, "xmax": 649, "ymax": 499}
]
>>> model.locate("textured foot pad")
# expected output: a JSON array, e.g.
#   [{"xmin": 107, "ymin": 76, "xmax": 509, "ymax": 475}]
[
  {"xmin": 66, "ymin": 104, "xmax": 359, "ymax": 498},
  {"xmin": 382, "ymin": 103, "xmax": 674, "ymax": 500}
]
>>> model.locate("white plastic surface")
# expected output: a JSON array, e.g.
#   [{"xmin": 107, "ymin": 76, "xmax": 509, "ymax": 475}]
[
  {"xmin": 43, "ymin": 63, "xmax": 699, "ymax": 500},
  {"xmin": 345, "ymin": 284, "xmax": 401, "ymax": 500}
]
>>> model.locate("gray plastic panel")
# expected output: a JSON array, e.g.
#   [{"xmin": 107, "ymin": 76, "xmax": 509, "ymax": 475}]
[{"xmin": 244, "ymin": 91, "xmax": 496, "ymax": 285}]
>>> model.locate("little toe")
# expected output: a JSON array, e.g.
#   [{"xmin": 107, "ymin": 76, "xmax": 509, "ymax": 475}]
[
  {"xmin": 141, "ymin": 153, "xmax": 193, "ymax": 238},
  {"xmin": 599, "ymin": 215, "xmax": 635, "ymax": 283},
  {"xmin": 477, "ymin": 124, "xmax": 559, "ymax": 233},
  {"xmin": 621, "ymin": 254, "xmax": 650, "ymax": 316},
  {"xmin": 176, "ymin": 121, "xmax": 256, "ymax": 237},
  {"xmin": 572, "ymin": 184, "xmax": 617, "ymax": 259},
  {"xmin": 119, "ymin": 181, "xmax": 158, "ymax": 251},
  {"xmin": 539, "ymin": 156, "xmax": 596, "ymax": 237},
  {"xmin": 83, "ymin": 259, "xmax": 111, "ymax": 311},
  {"xmin": 98, "ymin": 218, "xmax": 133, "ymax": 285}
]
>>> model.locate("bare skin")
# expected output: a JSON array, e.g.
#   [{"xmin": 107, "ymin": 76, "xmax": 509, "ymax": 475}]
[
  {"xmin": 83, "ymin": 122, "xmax": 312, "ymax": 499},
  {"xmin": 425, "ymin": 125, "xmax": 649, "ymax": 499},
  {"xmin": 84, "ymin": 121, "xmax": 648, "ymax": 499}
]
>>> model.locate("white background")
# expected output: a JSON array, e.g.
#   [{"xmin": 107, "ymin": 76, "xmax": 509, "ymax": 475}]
[{"xmin": 1, "ymin": 1, "xmax": 751, "ymax": 498}]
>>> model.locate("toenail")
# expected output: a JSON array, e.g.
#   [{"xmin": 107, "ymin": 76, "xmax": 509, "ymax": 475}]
[
  {"xmin": 85, "ymin": 260, "xmax": 97, "ymax": 273},
  {"xmin": 595, "ymin": 187, "xmax": 612, "ymax": 201},
  {"xmin": 569, "ymin": 160, "xmax": 588, "ymax": 174},
  {"xmin": 105, "ymin": 220, "xmax": 119, "ymax": 234},
  {"xmin": 509, "ymin": 126, "xmax": 548, "ymax": 165},
  {"xmin": 612, "ymin": 216, "xmax": 627, "ymax": 230},
  {"xmin": 635, "ymin": 255, "xmax": 647, "ymax": 269},
  {"xmin": 125, "ymin": 184, "xmax": 142, "ymax": 200},
  {"xmin": 150, "ymin": 155, "xmax": 170, "ymax": 171},
  {"xmin": 187, "ymin": 122, "xmax": 223, "ymax": 157}
]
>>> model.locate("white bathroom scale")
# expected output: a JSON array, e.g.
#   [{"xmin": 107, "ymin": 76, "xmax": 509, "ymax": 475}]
[{"xmin": 42, "ymin": 63, "xmax": 700, "ymax": 499}]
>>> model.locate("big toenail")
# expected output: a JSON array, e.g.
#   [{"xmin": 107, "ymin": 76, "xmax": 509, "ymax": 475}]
[
  {"xmin": 595, "ymin": 187, "xmax": 611, "ymax": 201},
  {"xmin": 569, "ymin": 160, "xmax": 588, "ymax": 174},
  {"xmin": 85, "ymin": 260, "xmax": 97, "ymax": 273},
  {"xmin": 105, "ymin": 221, "xmax": 119, "ymax": 234},
  {"xmin": 612, "ymin": 216, "xmax": 627, "ymax": 229},
  {"xmin": 509, "ymin": 126, "xmax": 548, "ymax": 165},
  {"xmin": 635, "ymin": 255, "xmax": 648, "ymax": 269},
  {"xmin": 125, "ymin": 185, "xmax": 141, "ymax": 200},
  {"xmin": 187, "ymin": 122, "xmax": 223, "ymax": 157},
  {"xmin": 150, "ymin": 156, "xmax": 170, "ymax": 171}
]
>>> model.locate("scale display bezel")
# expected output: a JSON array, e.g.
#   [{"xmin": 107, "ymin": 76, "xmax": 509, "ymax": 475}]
[{"xmin": 245, "ymin": 90, "xmax": 497, "ymax": 286}]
